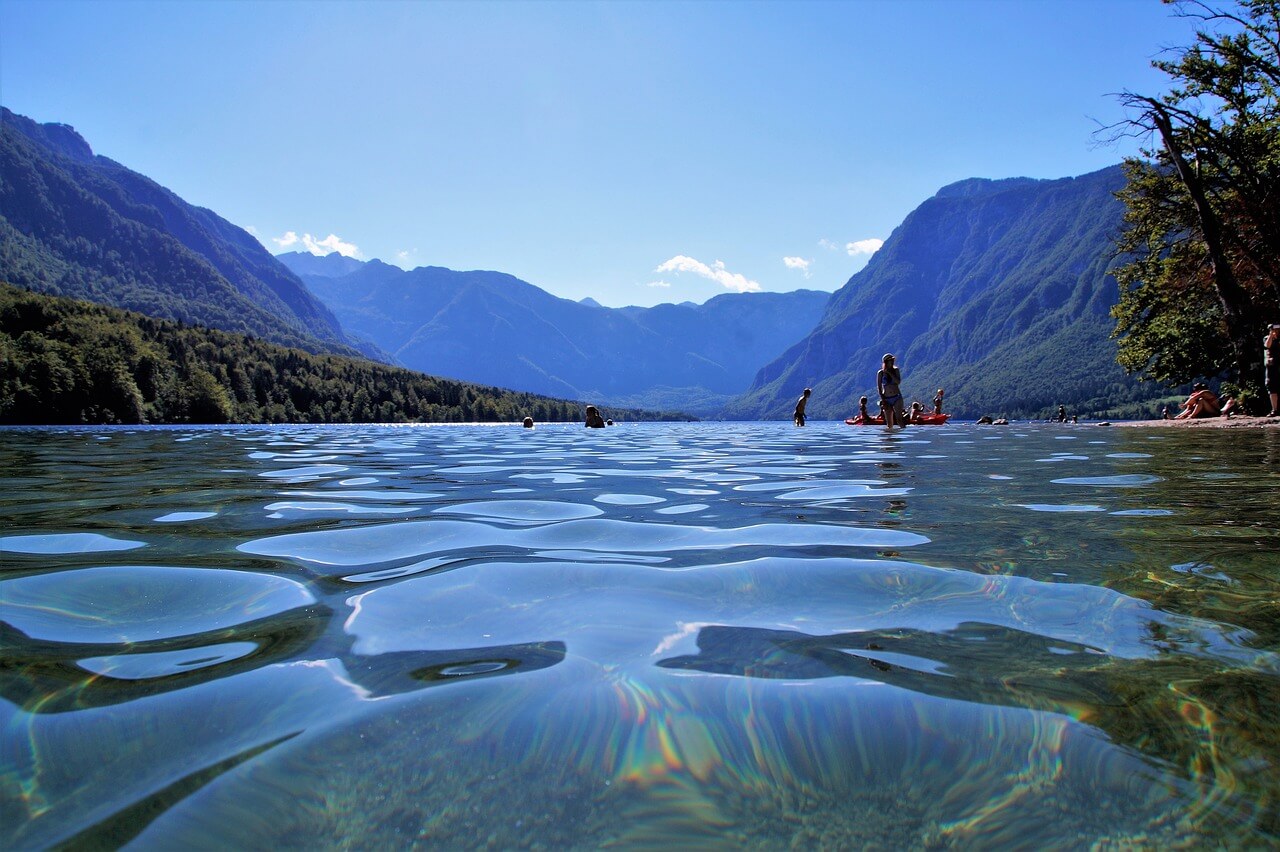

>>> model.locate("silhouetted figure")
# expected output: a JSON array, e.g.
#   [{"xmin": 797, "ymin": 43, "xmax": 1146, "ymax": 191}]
[
  {"xmin": 1266, "ymin": 324, "xmax": 1279, "ymax": 416},
  {"xmin": 877, "ymin": 354, "xmax": 905, "ymax": 429},
  {"xmin": 794, "ymin": 388, "xmax": 811, "ymax": 426},
  {"xmin": 585, "ymin": 405, "xmax": 606, "ymax": 428}
]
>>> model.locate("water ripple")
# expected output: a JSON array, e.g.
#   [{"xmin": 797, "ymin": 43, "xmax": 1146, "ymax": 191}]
[
  {"xmin": 239, "ymin": 518, "xmax": 929, "ymax": 567},
  {"xmin": 1, "ymin": 533, "xmax": 146, "ymax": 555},
  {"xmin": 0, "ymin": 565, "xmax": 315, "ymax": 643}
]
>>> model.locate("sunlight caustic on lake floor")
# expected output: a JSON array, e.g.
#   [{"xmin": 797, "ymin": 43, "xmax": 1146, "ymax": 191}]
[{"xmin": 1, "ymin": 422, "xmax": 1278, "ymax": 848}]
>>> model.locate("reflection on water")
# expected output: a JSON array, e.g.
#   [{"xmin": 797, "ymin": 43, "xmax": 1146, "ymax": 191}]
[{"xmin": 1, "ymin": 422, "xmax": 1278, "ymax": 847}]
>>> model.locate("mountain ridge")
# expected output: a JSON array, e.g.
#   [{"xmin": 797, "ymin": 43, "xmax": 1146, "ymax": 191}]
[
  {"xmin": 281, "ymin": 252, "xmax": 831, "ymax": 414},
  {"xmin": 0, "ymin": 107, "xmax": 372, "ymax": 358},
  {"xmin": 728, "ymin": 165, "xmax": 1163, "ymax": 420}
]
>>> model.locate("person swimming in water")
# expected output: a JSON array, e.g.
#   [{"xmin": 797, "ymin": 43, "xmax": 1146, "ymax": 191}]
[{"xmin": 877, "ymin": 354, "xmax": 905, "ymax": 429}]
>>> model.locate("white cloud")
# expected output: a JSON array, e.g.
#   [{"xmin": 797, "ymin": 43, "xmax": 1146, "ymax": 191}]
[
  {"xmin": 646, "ymin": 280, "xmax": 672, "ymax": 288},
  {"xmin": 271, "ymin": 231, "xmax": 361, "ymax": 258},
  {"xmin": 783, "ymin": 256, "xmax": 812, "ymax": 278},
  {"xmin": 306, "ymin": 233, "xmax": 361, "ymax": 257},
  {"xmin": 273, "ymin": 231, "xmax": 300, "ymax": 249},
  {"xmin": 818, "ymin": 238, "xmax": 840, "ymax": 252},
  {"xmin": 846, "ymin": 238, "xmax": 884, "ymax": 256},
  {"xmin": 655, "ymin": 255, "xmax": 762, "ymax": 293}
]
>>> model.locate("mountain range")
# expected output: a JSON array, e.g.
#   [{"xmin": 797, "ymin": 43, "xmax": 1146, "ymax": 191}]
[
  {"xmin": 280, "ymin": 253, "xmax": 829, "ymax": 414},
  {"xmin": 728, "ymin": 166, "xmax": 1169, "ymax": 421},
  {"xmin": 0, "ymin": 107, "xmax": 371, "ymax": 358},
  {"xmin": 1, "ymin": 106, "xmax": 1172, "ymax": 423}
]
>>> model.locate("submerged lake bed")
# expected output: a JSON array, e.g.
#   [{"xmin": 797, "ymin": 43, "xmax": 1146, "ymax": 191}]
[{"xmin": 2, "ymin": 421, "xmax": 1278, "ymax": 848}]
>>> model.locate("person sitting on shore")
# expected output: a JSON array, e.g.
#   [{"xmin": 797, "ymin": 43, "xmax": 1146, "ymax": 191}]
[
  {"xmin": 1220, "ymin": 392, "xmax": 1242, "ymax": 417},
  {"xmin": 1175, "ymin": 383, "xmax": 1220, "ymax": 419}
]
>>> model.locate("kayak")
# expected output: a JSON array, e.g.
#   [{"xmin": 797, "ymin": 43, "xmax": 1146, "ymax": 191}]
[{"xmin": 845, "ymin": 413, "xmax": 951, "ymax": 426}]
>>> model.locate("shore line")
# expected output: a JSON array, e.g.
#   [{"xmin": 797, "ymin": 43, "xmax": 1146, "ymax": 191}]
[{"xmin": 1104, "ymin": 415, "xmax": 1280, "ymax": 430}]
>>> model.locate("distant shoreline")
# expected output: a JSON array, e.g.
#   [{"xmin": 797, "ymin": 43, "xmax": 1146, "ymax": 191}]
[{"xmin": 1107, "ymin": 416, "xmax": 1280, "ymax": 430}]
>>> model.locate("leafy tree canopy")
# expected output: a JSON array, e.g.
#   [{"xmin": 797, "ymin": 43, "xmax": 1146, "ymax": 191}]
[{"xmin": 1111, "ymin": 0, "xmax": 1280, "ymax": 400}]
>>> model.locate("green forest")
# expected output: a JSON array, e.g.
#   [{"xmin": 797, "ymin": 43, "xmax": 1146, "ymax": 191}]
[{"xmin": 0, "ymin": 284, "xmax": 685, "ymax": 425}]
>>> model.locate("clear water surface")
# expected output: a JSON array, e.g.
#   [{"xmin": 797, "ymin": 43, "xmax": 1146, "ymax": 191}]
[{"xmin": 2, "ymin": 422, "xmax": 1278, "ymax": 848}]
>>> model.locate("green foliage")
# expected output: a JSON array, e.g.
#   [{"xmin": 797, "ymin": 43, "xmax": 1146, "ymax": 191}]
[
  {"xmin": 0, "ymin": 109, "xmax": 362, "ymax": 358},
  {"xmin": 1112, "ymin": 0, "xmax": 1280, "ymax": 389},
  {"xmin": 0, "ymin": 285, "xmax": 687, "ymax": 425}
]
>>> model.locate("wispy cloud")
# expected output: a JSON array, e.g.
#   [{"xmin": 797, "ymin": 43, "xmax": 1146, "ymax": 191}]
[
  {"xmin": 818, "ymin": 238, "xmax": 840, "ymax": 252},
  {"xmin": 646, "ymin": 280, "xmax": 672, "ymax": 288},
  {"xmin": 272, "ymin": 231, "xmax": 362, "ymax": 258},
  {"xmin": 846, "ymin": 238, "xmax": 884, "ymax": 256},
  {"xmin": 655, "ymin": 255, "xmax": 761, "ymax": 293},
  {"xmin": 783, "ymin": 256, "xmax": 812, "ymax": 278},
  {"xmin": 394, "ymin": 249, "xmax": 418, "ymax": 269}
]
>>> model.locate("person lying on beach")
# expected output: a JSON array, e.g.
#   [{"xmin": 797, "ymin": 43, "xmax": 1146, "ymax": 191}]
[{"xmin": 1175, "ymin": 384, "xmax": 1220, "ymax": 419}]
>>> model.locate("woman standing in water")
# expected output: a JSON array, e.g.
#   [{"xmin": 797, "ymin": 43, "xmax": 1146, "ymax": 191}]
[{"xmin": 877, "ymin": 353, "xmax": 906, "ymax": 429}]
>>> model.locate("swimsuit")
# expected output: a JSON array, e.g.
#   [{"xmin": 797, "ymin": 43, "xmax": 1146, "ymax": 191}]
[{"xmin": 879, "ymin": 368, "xmax": 904, "ymax": 412}]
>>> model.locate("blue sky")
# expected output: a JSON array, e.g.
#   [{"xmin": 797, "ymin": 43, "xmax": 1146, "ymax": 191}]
[{"xmin": 3, "ymin": 0, "xmax": 1194, "ymax": 307}]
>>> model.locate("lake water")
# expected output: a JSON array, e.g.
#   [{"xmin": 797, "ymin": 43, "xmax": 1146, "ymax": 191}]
[{"xmin": 2, "ymin": 422, "xmax": 1278, "ymax": 848}]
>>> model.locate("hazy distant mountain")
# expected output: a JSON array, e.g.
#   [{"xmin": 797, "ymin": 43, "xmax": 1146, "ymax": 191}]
[
  {"xmin": 280, "ymin": 253, "xmax": 829, "ymax": 413},
  {"xmin": 275, "ymin": 251, "xmax": 366, "ymax": 279},
  {"xmin": 0, "ymin": 108, "xmax": 368, "ymax": 356},
  {"xmin": 727, "ymin": 166, "xmax": 1165, "ymax": 421}
]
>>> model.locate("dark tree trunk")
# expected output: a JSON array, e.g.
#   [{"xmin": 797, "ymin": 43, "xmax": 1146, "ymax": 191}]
[{"xmin": 1149, "ymin": 102, "xmax": 1255, "ymax": 383}]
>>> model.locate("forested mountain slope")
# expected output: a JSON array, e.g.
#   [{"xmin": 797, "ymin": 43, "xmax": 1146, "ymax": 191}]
[
  {"xmin": 0, "ymin": 284, "xmax": 680, "ymax": 424},
  {"xmin": 0, "ymin": 108, "xmax": 367, "ymax": 357},
  {"xmin": 727, "ymin": 166, "xmax": 1168, "ymax": 420}
]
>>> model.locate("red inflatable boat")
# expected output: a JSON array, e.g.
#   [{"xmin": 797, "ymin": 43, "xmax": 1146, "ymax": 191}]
[{"xmin": 845, "ymin": 413, "xmax": 951, "ymax": 426}]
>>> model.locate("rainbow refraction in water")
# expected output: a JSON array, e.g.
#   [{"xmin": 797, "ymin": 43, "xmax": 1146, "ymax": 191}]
[{"xmin": 1, "ymin": 422, "xmax": 1278, "ymax": 847}]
